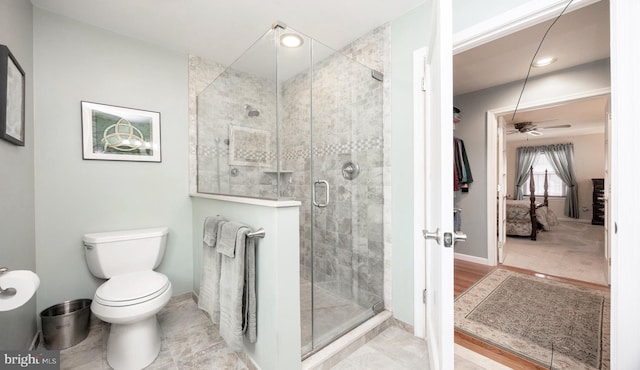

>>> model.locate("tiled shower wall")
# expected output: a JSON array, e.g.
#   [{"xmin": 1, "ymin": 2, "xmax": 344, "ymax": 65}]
[
  {"xmin": 196, "ymin": 67, "xmax": 281, "ymax": 198},
  {"xmin": 188, "ymin": 23, "xmax": 391, "ymax": 309},
  {"xmin": 340, "ymin": 26, "xmax": 392, "ymax": 310},
  {"xmin": 280, "ymin": 31, "xmax": 388, "ymax": 308}
]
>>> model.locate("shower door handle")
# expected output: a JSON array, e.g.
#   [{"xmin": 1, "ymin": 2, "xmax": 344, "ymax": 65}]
[{"xmin": 313, "ymin": 180, "xmax": 330, "ymax": 208}]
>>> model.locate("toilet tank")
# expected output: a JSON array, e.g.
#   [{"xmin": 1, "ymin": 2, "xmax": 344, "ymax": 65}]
[{"xmin": 83, "ymin": 227, "xmax": 168, "ymax": 279}]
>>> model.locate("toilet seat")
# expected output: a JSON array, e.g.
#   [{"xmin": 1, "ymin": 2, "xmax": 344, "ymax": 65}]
[{"xmin": 95, "ymin": 270, "xmax": 170, "ymax": 307}]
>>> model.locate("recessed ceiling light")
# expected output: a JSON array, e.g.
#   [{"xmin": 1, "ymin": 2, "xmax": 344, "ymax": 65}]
[
  {"xmin": 532, "ymin": 56, "xmax": 557, "ymax": 68},
  {"xmin": 280, "ymin": 33, "xmax": 303, "ymax": 48}
]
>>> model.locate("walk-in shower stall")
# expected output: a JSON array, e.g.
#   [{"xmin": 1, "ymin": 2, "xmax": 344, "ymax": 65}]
[{"xmin": 196, "ymin": 22, "xmax": 384, "ymax": 357}]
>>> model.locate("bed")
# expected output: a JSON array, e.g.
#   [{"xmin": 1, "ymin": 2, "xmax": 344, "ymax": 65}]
[{"xmin": 504, "ymin": 167, "xmax": 559, "ymax": 240}]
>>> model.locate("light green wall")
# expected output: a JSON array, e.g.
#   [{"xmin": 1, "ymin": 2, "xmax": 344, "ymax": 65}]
[
  {"xmin": 33, "ymin": 8, "xmax": 193, "ymax": 312},
  {"xmin": 453, "ymin": 59, "xmax": 611, "ymax": 259},
  {"xmin": 390, "ymin": 3, "xmax": 427, "ymax": 326},
  {"xmin": 0, "ymin": 0, "xmax": 37, "ymax": 350},
  {"xmin": 192, "ymin": 198, "xmax": 301, "ymax": 370}
]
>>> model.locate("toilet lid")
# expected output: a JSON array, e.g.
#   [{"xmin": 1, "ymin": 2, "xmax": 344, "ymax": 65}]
[{"xmin": 95, "ymin": 271, "xmax": 170, "ymax": 307}]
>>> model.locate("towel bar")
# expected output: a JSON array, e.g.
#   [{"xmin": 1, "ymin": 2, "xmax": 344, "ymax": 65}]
[{"xmin": 247, "ymin": 228, "xmax": 265, "ymax": 239}]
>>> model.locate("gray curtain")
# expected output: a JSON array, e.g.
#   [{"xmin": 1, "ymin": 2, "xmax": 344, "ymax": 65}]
[
  {"xmin": 514, "ymin": 146, "xmax": 538, "ymax": 199},
  {"xmin": 544, "ymin": 143, "xmax": 579, "ymax": 218}
]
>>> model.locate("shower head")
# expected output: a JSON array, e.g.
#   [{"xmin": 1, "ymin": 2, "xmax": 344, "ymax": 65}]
[{"xmin": 244, "ymin": 104, "xmax": 260, "ymax": 117}]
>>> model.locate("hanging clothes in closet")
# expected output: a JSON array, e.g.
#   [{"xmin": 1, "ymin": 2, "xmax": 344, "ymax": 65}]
[{"xmin": 454, "ymin": 137, "xmax": 473, "ymax": 192}]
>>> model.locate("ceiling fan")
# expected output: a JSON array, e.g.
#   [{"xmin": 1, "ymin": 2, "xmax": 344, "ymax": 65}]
[{"xmin": 506, "ymin": 121, "xmax": 571, "ymax": 136}]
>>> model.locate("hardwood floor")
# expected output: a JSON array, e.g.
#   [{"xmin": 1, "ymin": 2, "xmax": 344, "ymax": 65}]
[
  {"xmin": 454, "ymin": 259, "xmax": 494, "ymax": 297},
  {"xmin": 454, "ymin": 259, "xmax": 562, "ymax": 369}
]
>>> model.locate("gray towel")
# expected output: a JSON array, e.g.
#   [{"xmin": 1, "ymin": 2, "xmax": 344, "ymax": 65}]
[
  {"xmin": 218, "ymin": 226, "xmax": 252, "ymax": 351},
  {"xmin": 217, "ymin": 221, "xmax": 244, "ymax": 257},
  {"xmin": 198, "ymin": 215, "xmax": 226, "ymax": 322},
  {"xmin": 243, "ymin": 235, "xmax": 257, "ymax": 344},
  {"xmin": 203, "ymin": 215, "xmax": 225, "ymax": 247}
]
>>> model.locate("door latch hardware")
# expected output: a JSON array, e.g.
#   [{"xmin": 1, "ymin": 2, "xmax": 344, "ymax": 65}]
[
  {"xmin": 443, "ymin": 232, "xmax": 453, "ymax": 248},
  {"xmin": 423, "ymin": 228, "xmax": 441, "ymax": 245}
]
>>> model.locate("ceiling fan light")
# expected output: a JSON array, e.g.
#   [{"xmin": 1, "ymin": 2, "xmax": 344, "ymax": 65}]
[
  {"xmin": 532, "ymin": 56, "xmax": 557, "ymax": 68},
  {"xmin": 527, "ymin": 130, "xmax": 543, "ymax": 136}
]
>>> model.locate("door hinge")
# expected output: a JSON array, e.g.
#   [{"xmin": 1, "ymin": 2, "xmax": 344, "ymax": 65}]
[
  {"xmin": 421, "ymin": 77, "xmax": 427, "ymax": 92},
  {"xmin": 423, "ymin": 289, "xmax": 427, "ymax": 304}
]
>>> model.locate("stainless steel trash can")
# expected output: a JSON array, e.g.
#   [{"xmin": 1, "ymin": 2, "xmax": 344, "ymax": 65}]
[{"xmin": 40, "ymin": 299, "xmax": 92, "ymax": 350}]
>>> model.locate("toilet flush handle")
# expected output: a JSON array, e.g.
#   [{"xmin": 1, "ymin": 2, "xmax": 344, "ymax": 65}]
[{"xmin": 83, "ymin": 242, "xmax": 94, "ymax": 250}]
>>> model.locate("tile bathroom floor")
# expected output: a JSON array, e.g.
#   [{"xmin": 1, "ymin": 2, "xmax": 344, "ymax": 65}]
[
  {"xmin": 331, "ymin": 325, "xmax": 510, "ymax": 370},
  {"xmin": 53, "ymin": 294, "xmax": 508, "ymax": 370},
  {"xmin": 52, "ymin": 294, "xmax": 248, "ymax": 370}
]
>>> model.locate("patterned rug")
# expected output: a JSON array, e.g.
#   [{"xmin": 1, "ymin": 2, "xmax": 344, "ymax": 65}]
[{"xmin": 455, "ymin": 269, "xmax": 609, "ymax": 369}]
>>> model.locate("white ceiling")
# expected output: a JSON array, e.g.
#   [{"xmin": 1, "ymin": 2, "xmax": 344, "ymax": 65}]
[
  {"xmin": 29, "ymin": 0, "xmax": 425, "ymax": 67},
  {"xmin": 454, "ymin": 0, "xmax": 610, "ymax": 96},
  {"xmin": 453, "ymin": 0, "xmax": 610, "ymax": 143},
  {"xmin": 30, "ymin": 0, "xmax": 610, "ymax": 143}
]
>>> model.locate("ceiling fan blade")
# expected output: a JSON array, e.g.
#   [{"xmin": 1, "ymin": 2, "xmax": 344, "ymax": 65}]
[
  {"xmin": 532, "ymin": 118, "xmax": 559, "ymax": 124},
  {"xmin": 539, "ymin": 124, "xmax": 571, "ymax": 129}
]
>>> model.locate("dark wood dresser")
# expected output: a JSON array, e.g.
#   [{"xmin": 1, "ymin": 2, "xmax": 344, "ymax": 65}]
[{"xmin": 592, "ymin": 178, "xmax": 605, "ymax": 225}]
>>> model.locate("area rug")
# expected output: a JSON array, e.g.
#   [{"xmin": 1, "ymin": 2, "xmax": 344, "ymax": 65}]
[{"xmin": 455, "ymin": 269, "xmax": 610, "ymax": 369}]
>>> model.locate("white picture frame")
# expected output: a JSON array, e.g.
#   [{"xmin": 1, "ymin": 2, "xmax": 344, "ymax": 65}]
[{"xmin": 81, "ymin": 101, "xmax": 161, "ymax": 162}]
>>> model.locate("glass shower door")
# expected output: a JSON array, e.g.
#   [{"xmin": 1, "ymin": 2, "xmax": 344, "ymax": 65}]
[{"xmin": 307, "ymin": 39, "xmax": 385, "ymax": 353}]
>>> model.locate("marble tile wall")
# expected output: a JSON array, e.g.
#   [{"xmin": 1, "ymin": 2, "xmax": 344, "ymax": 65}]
[
  {"xmin": 196, "ymin": 66, "xmax": 280, "ymax": 198},
  {"xmin": 340, "ymin": 25, "xmax": 393, "ymax": 310},
  {"xmin": 279, "ymin": 28, "xmax": 388, "ymax": 310}
]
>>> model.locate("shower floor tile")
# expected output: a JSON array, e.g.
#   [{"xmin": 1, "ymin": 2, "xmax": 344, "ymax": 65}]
[{"xmin": 300, "ymin": 279, "xmax": 375, "ymax": 355}]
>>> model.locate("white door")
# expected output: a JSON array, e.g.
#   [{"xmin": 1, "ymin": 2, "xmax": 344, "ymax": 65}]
[
  {"xmin": 422, "ymin": 1, "xmax": 455, "ymax": 368},
  {"xmin": 604, "ymin": 100, "xmax": 611, "ymax": 284},
  {"xmin": 497, "ymin": 116, "xmax": 508, "ymax": 263}
]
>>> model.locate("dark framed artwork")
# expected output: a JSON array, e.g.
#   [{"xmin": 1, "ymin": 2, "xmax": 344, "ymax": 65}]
[
  {"xmin": 0, "ymin": 44, "xmax": 26, "ymax": 146},
  {"xmin": 81, "ymin": 101, "xmax": 161, "ymax": 162}
]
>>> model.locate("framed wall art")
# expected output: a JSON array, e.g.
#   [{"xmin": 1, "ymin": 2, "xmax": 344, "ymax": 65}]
[
  {"xmin": 0, "ymin": 44, "xmax": 26, "ymax": 146},
  {"xmin": 81, "ymin": 101, "xmax": 161, "ymax": 162}
]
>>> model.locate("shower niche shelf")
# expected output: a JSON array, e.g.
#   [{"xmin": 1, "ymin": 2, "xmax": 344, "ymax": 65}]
[{"xmin": 263, "ymin": 170, "xmax": 293, "ymax": 184}]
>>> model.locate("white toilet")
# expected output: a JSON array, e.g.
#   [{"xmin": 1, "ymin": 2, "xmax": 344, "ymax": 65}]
[{"xmin": 83, "ymin": 227, "xmax": 173, "ymax": 370}]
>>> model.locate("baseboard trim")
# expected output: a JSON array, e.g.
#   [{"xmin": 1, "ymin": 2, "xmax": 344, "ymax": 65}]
[
  {"xmin": 29, "ymin": 331, "xmax": 41, "ymax": 350},
  {"xmin": 559, "ymin": 217, "xmax": 592, "ymax": 224},
  {"xmin": 391, "ymin": 317, "xmax": 414, "ymax": 335},
  {"xmin": 454, "ymin": 253, "xmax": 493, "ymax": 266}
]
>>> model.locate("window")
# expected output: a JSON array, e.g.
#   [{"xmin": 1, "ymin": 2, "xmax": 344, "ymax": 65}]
[{"xmin": 522, "ymin": 152, "xmax": 566, "ymax": 197}]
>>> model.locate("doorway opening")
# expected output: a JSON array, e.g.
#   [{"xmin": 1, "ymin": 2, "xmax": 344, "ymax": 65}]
[{"xmin": 488, "ymin": 91, "xmax": 611, "ymax": 285}]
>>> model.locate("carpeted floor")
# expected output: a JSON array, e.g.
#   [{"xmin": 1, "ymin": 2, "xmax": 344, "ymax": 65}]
[
  {"xmin": 503, "ymin": 220, "xmax": 608, "ymax": 285},
  {"xmin": 455, "ymin": 269, "xmax": 610, "ymax": 370}
]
